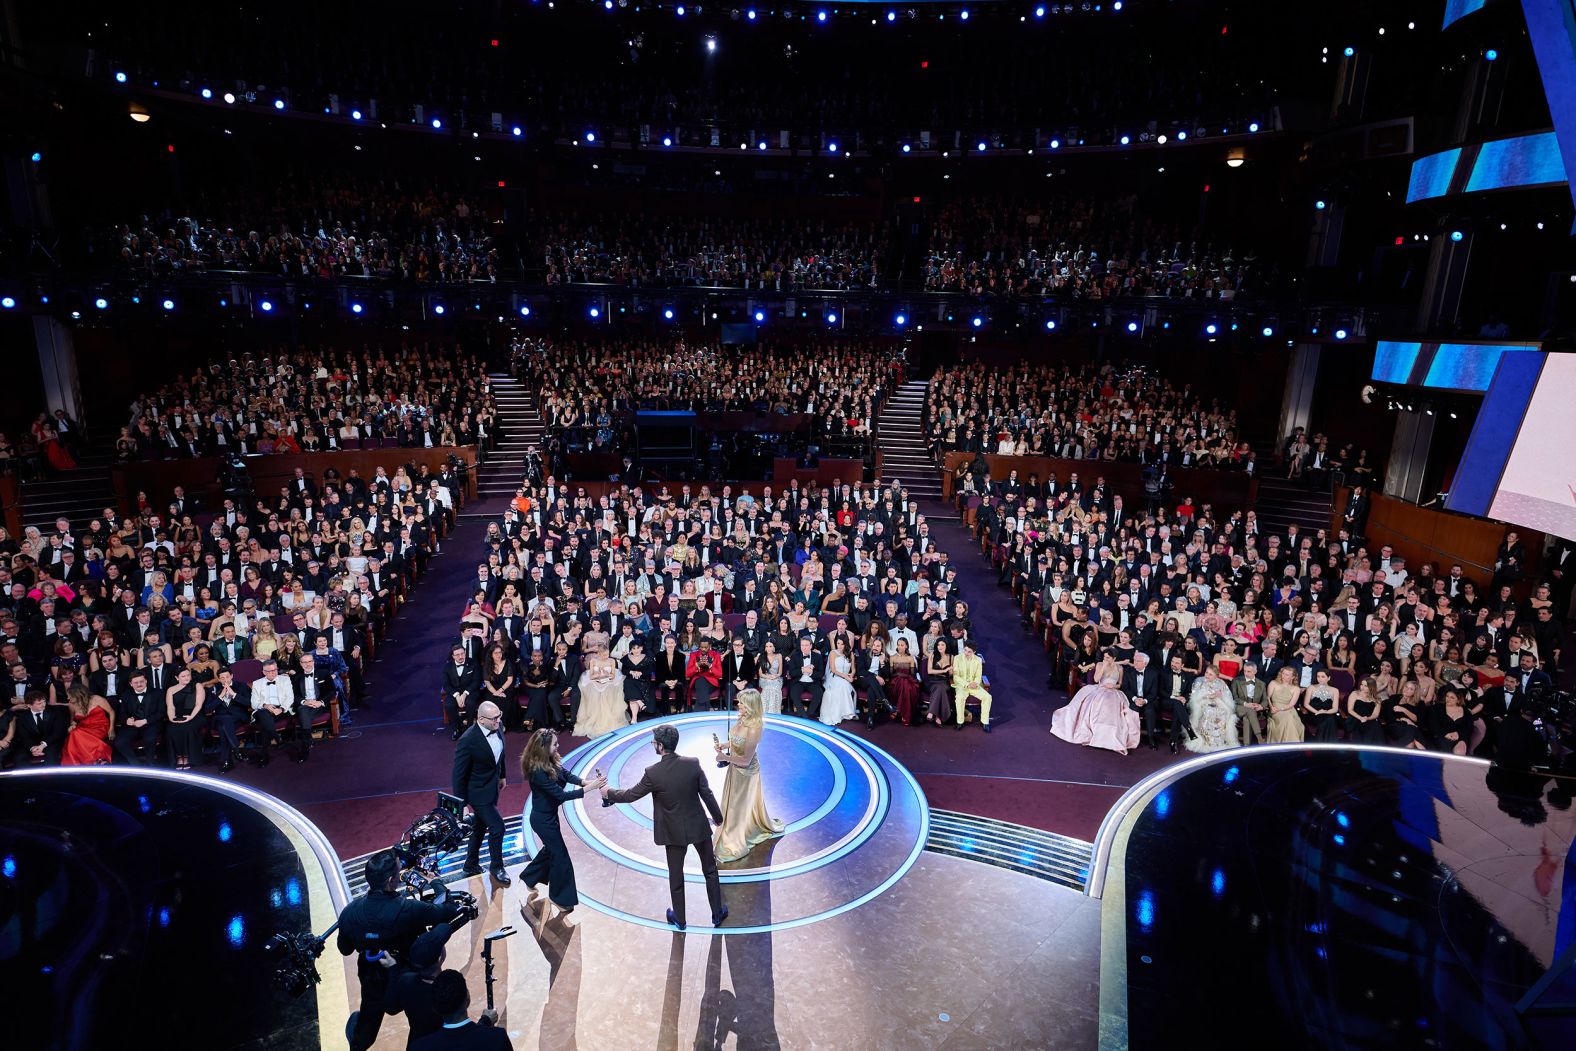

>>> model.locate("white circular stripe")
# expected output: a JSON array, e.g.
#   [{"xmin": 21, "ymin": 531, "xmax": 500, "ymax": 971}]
[{"xmin": 565, "ymin": 714, "xmax": 884, "ymax": 880}]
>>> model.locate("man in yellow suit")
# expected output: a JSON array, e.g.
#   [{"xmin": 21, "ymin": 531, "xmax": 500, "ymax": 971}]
[{"xmin": 951, "ymin": 640, "xmax": 992, "ymax": 733}]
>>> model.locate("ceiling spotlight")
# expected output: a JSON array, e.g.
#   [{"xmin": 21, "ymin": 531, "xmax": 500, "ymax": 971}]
[
  {"xmin": 1045, "ymin": 319, "xmax": 1057, "ymax": 331},
  {"xmin": 433, "ymin": 304, "xmax": 445, "ymax": 315},
  {"xmin": 259, "ymin": 300, "xmax": 273, "ymax": 313},
  {"xmin": 351, "ymin": 303, "xmax": 363, "ymax": 314},
  {"xmin": 161, "ymin": 298, "xmax": 175, "ymax": 311},
  {"xmin": 663, "ymin": 308, "xmax": 675, "ymax": 320},
  {"xmin": 754, "ymin": 310, "xmax": 766, "ymax": 322},
  {"xmin": 223, "ymin": 92, "xmax": 236, "ymax": 104}
]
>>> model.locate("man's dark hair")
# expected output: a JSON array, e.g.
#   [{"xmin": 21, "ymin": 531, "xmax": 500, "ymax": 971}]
[
  {"xmin": 364, "ymin": 850, "xmax": 400, "ymax": 889},
  {"xmin": 652, "ymin": 724, "xmax": 680, "ymax": 753},
  {"xmin": 430, "ymin": 969, "xmax": 471, "ymax": 1017}
]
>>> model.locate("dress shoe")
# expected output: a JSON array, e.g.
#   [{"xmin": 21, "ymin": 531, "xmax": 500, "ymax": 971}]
[
  {"xmin": 955, "ymin": 722, "xmax": 965, "ymax": 731},
  {"xmin": 450, "ymin": 729, "xmax": 462, "ymax": 741},
  {"xmin": 864, "ymin": 717, "xmax": 876, "ymax": 729},
  {"xmin": 490, "ymin": 869, "xmax": 513, "ymax": 887},
  {"xmin": 461, "ymin": 864, "xmax": 483, "ymax": 877},
  {"xmin": 1169, "ymin": 741, "xmax": 1179, "ymax": 754},
  {"xmin": 712, "ymin": 905, "xmax": 729, "ymax": 927},
  {"xmin": 666, "ymin": 908, "xmax": 686, "ymax": 931},
  {"xmin": 218, "ymin": 761, "xmax": 234, "ymax": 773},
  {"xmin": 982, "ymin": 723, "xmax": 992, "ymax": 734}
]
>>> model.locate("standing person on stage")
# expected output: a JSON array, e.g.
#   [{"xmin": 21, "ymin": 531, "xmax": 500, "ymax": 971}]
[
  {"xmin": 408, "ymin": 971, "xmax": 510, "ymax": 1050},
  {"xmin": 712, "ymin": 688, "xmax": 786, "ymax": 863},
  {"xmin": 601, "ymin": 723, "xmax": 726, "ymax": 930},
  {"xmin": 452, "ymin": 700, "xmax": 511, "ymax": 885},
  {"xmin": 518, "ymin": 729, "xmax": 606, "ymax": 929}
]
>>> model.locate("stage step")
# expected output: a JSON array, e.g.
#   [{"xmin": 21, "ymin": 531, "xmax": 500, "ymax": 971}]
[{"xmin": 926, "ymin": 809, "xmax": 1093, "ymax": 891}]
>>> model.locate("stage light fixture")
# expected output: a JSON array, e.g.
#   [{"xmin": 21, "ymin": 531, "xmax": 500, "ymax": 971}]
[
  {"xmin": 758, "ymin": 140, "xmax": 767, "ymax": 149},
  {"xmin": 829, "ymin": 142, "xmax": 838, "ymax": 153},
  {"xmin": 521, "ymin": 305, "xmax": 532, "ymax": 317},
  {"xmin": 959, "ymin": 8, "xmax": 969, "ymax": 18},
  {"xmin": 351, "ymin": 303, "xmax": 363, "ymax": 314},
  {"xmin": 1316, "ymin": 200, "xmax": 1326, "ymax": 210},
  {"xmin": 1451, "ymin": 230, "xmax": 1463, "ymax": 241},
  {"xmin": 1156, "ymin": 134, "xmax": 1167, "ymax": 144},
  {"xmin": 433, "ymin": 304, "xmax": 445, "ymax": 315},
  {"xmin": 664, "ymin": 308, "xmax": 675, "ymax": 320},
  {"xmin": 512, "ymin": 126, "xmax": 523, "ymax": 137},
  {"xmin": 817, "ymin": 10, "xmax": 827, "ymax": 21},
  {"xmin": 1120, "ymin": 135, "xmax": 1130, "ymax": 145},
  {"xmin": 755, "ymin": 310, "xmax": 766, "ymax": 322},
  {"xmin": 30, "ymin": 152, "xmax": 41, "ymax": 162},
  {"xmin": 201, "ymin": 88, "xmax": 212, "ymax": 99},
  {"xmin": 273, "ymin": 99, "xmax": 285, "ymax": 110},
  {"xmin": 352, "ymin": 109, "xmax": 363, "ymax": 120},
  {"xmin": 747, "ymin": 8, "xmax": 757, "ymax": 19},
  {"xmin": 888, "ymin": 10, "xmax": 897, "ymax": 21},
  {"xmin": 586, "ymin": 131, "xmax": 596, "ymax": 142},
  {"xmin": 223, "ymin": 92, "xmax": 236, "ymax": 104},
  {"xmin": 70, "ymin": 310, "xmax": 81, "ymax": 319},
  {"xmin": 707, "ymin": 37, "xmax": 718, "ymax": 52},
  {"xmin": 977, "ymin": 141, "xmax": 987, "ymax": 151},
  {"xmin": 1035, "ymin": 6, "xmax": 1045, "ymax": 15},
  {"xmin": 589, "ymin": 306, "xmax": 601, "ymax": 318},
  {"xmin": 1176, "ymin": 130, "xmax": 1187, "ymax": 140},
  {"xmin": 259, "ymin": 300, "xmax": 273, "ymax": 312},
  {"xmin": 971, "ymin": 316, "xmax": 983, "ymax": 328},
  {"xmin": 1248, "ymin": 122, "xmax": 1260, "ymax": 132},
  {"xmin": 1, "ymin": 297, "xmax": 14, "ymax": 309},
  {"xmin": 664, "ymin": 136, "xmax": 673, "ymax": 146},
  {"xmin": 1126, "ymin": 321, "xmax": 1139, "ymax": 332},
  {"xmin": 431, "ymin": 118, "xmax": 442, "ymax": 129},
  {"xmin": 677, "ymin": 4, "xmax": 686, "ymax": 13},
  {"xmin": 115, "ymin": 72, "xmax": 127, "ymax": 83},
  {"xmin": 1045, "ymin": 319, "xmax": 1056, "ymax": 331},
  {"xmin": 1344, "ymin": 46, "xmax": 1354, "ymax": 56},
  {"xmin": 162, "ymin": 299, "xmax": 175, "ymax": 311},
  {"xmin": 901, "ymin": 143, "xmax": 911, "ymax": 153},
  {"xmin": 1049, "ymin": 139, "xmax": 1060, "ymax": 148},
  {"xmin": 1261, "ymin": 325, "xmax": 1273, "ymax": 337},
  {"xmin": 1205, "ymin": 323, "xmax": 1218, "ymax": 335},
  {"xmin": 95, "ymin": 298, "xmax": 109, "ymax": 310},
  {"xmin": 826, "ymin": 311, "xmax": 838, "ymax": 324},
  {"xmin": 895, "ymin": 314, "xmax": 907, "ymax": 327},
  {"xmin": 1334, "ymin": 328, "xmax": 1348, "ymax": 340}
]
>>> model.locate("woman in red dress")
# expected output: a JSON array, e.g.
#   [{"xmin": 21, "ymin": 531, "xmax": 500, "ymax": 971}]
[
  {"xmin": 887, "ymin": 637, "xmax": 921, "ymax": 725},
  {"xmin": 61, "ymin": 684, "xmax": 115, "ymax": 766}
]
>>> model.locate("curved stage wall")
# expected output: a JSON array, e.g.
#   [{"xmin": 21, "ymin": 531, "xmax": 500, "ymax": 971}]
[{"xmin": 0, "ymin": 770, "xmax": 352, "ymax": 1051}]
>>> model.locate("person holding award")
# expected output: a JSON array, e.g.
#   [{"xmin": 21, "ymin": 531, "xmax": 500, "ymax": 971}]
[{"xmin": 711, "ymin": 688, "xmax": 786, "ymax": 863}]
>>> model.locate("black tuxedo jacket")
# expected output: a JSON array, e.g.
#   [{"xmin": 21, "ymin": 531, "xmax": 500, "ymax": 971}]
[
  {"xmin": 1123, "ymin": 665, "xmax": 1161, "ymax": 709},
  {"xmin": 602, "ymin": 752, "xmax": 722, "ymax": 846},
  {"xmin": 722, "ymin": 651, "xmax": 758, "ymax": 685},
  {"xmin": 451, "ymin": 724, "xmax": 507, "ymax": 805},
  {"xmin": 12, "ymin": 706, "xmax": 68, "ymax": 755},
  {"xmin": 442, "ymin": 660, "xmax": 480, "ymax": 702}
]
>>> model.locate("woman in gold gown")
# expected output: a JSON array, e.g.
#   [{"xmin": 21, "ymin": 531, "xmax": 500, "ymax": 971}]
[{"xmin": 712, "ymin": 688, "xmax": 786, "ymax": 863}]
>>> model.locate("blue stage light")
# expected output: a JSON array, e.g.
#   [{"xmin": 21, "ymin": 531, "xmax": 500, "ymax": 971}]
[
  {"xmin": 1035, "ymin": 5, "xmax": 1045, "ymax": 15},
  {"xmin": 1119, "ymin": 135, "xmax": 1130, "ymax": 145},
  {"xmin": 1113, "ymin": 0, "xmax": 1123, "ymax": 8},
  {"xmin": 273, "ymin": 99, "xmax": 285, "ymax": 110},
  {"xmin": 758, "ymin": 141, "xmax": 767, "ymax": 150},
  {"xmin": 747, "ymin": 8, "xmax": 757, "ymax": 19},
  {"xmin": 3, "ymin": 855, "xmax": 19, "ymax": 879},
  {"xmin": 1343, "ymin": 46, "xmax": 1354, "ymax": 57},
  {"xmin": 161, "ymin": 298, "xmax": 175, "ymax": 311},
  {"xmin": 115, "ymin": 72, "xmax": 127, "ymax": 83},
  {"xmin": 605, "ymin": 0, "xmax": 612, "ymax": 7},
  {"xmin": 589, "ymin": 306, "xmax": 600, "ymax": 318},
  {"xmin": 512, "ymin": 125, "xmax": 522, "ymax": 137},
  {"xmin": 585, "ymin": 131, "xmax": 596, "ymax": 142},
  {"xmin": 817, "ymin": 10, "xmax": 827, "ymax": 21},
  {"xmin": 1248, "ymin": 121, "xmax": 1260, "ymax": 132},
  {"xmin": 754, "ymin": 310, "xmax": 766, "ymax": 322},
  {"xmin": 1, "ymin": 297, "xmax": 15, "ymax": 309},
  {"xmin": 1485, "ymin": 49, "xmax": 1498, "ymax": 61},
  {"xmin": 227, "ymin": 915, "xmax": 246, "ymax": 947},
  {"xmin": 259, "ymin": 300, "xmax": 273, "ymax": 312},
  {"xmin": 901, "ymin": 143, "xmax": 911, "ymax": 153},
  {"xmin": 1176, "ymin": 130, "xmax": 1187, "ymax": 140},
  {"xmin": 1230, "ymin": 322, "xmax": 1239, "ymax": 331},
  {"xmin": 887, "ymin": 10, "xmax": 896, "ymax": 21},
  {"xmin": 895, "ymin": 313, "xmax": 907, "ymax": 327},
  {"xmin": 352, "ymin": 109, "xmax": 362, "ymax": 120},
  {"xmin": 1126, "ymin": 321, "xmax": 1139, "ymax": 332},
  {"xmin": 30, "ymin": 152, "xmax": 41, "ymax": 163},
  {"xmin": 663, "ymin": 308, "xmax": 675, "ymax": 320},
  {"xmin": 351, "ymin": 303, "xmax": 363, "ymax": 314},
  {"xmin": 826, "ymin": 311, "xmax": 838, "ymax": 324},
  {"xmin": 971, "ymin": 316, "xmax": 983, "ymax": 328},
  {"xmin": 960, "ymin": 9, "xmax": 969, "ymax": 19},
  {"xmin": 1049, "ymin": 139, "xmax": 1060, "ymax": 149},
  {"xmin": 1261, "ymin": 325, "xmax": 1274, "ymax": 337},
  {"xmin": 218, "ymin": 821, "xmax": 233, "ymax": 843},
  {"xmin": 1205, "ymin": 323, "xmax": 1218, "ymax": 335},
  {"xmin": 977, "ymin": 141, "xmax": 987, "ymax": 151},
  {"xmin": 95, "ymin": 298, "xmax": 108, "ymax": 310},
  {"xmin": 432, "ymin": 304, "xmax": 444, "ymax": 315},
  {"xmin": 1045, "ymin": 319, "xmax": 1057, "ymax": 330},
  {"xmin": 1450, "ymin": 230, "xmax": 1463, "ymax": 241},
  {"xmin": 201, "ymin": 88, "xmax": 212, "ymax": 99},
  {"xmin": 662, "ymin": 136, "xmax": 673, "ymax": 146},
  {"xmin": 828, "ymin": 142, "xmax": 838, "ymax": 153},
  {"xmin": 1334, "ymin": 328, "xmax": 1348, "ymax": 340},
  {"xmin": 431, "ymin": 118, "xmax": 442, "ymax": 129},
  {"xmin": 1316, "ymin": 199, "xmax": 1327, "ymax": 210},
  {"xmin": 520, "ymin": 305, "xmax": 532, "ymax": 317},
  {"xmin": 676, "ymin": 4, "xmax": 685, "ymax": 13}
]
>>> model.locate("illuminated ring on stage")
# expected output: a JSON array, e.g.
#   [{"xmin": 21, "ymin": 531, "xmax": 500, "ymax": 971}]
[
  {"xmin": 603, "ymin": 715, "xmax": 847, "ymax": 833},
  {"xmin": 525, "ymin": 720, "xmax": 930, "ymax": 936},
  {"xmin": 546, "ymin": 713, "xmax": 884, "ymax": 883}
]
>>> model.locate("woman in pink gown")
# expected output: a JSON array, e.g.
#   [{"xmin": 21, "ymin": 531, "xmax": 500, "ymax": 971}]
[{"xmin": 1051, "ymin": 667, "xmax": 1141, "ymax": 755}]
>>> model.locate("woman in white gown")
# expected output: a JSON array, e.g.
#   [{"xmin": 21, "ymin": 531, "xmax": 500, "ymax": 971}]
[
  {"xmin": 819, "ymin": 637, "xmax": 859, "ymax": 725},
  {"xmin": 574, "ymin": 639, "xmax": 628, "ymax": 738},
  {"xmin": 1186, "ymin": 665, "xmax": 1240, "ymax": 753},
  {"xmin": 712, "ymin": 688, "xmax": 787, "ymax": 862}
]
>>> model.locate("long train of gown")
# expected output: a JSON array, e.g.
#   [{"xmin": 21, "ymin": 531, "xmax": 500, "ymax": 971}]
[
  {"xmin": 1051, "ymin": 683, "xmax": 1141, "ymax": 755},
  {"xmin": 713, "ymin": 743, "xmax": 786, "ymax": 863},
  {"xmin": 574, "ymin": 669, "xmax": 628, "ymax": 737}
]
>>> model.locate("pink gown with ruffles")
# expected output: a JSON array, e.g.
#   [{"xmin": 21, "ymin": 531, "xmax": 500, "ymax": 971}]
[{"xmin": 1051, "ymin": 682, "xmax": 1142, "ymax": 755}]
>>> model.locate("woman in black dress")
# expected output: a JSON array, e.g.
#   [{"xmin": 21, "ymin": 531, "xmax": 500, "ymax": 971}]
[
  {"xmin": 1383, "ymin": 680, "xmax": 1425, "ymax": 749},
  {"xmin": 622, "ymin": 639, "xmax": 654, "ymax": 723},
  {"xmin": 481, "ymin": 644, "xmax": 519, "ymax": 731},
  {"xmin": 653, "ymin": 633, "xmax": 688, "ymax": 715},
  {"xmin": 521, "ymin": 650, "xmax": 553, "ymax": 730},
  {"xmin": 164, "ymin": 667, "xmax": 206, "ymax": 771},
  {"xmin": 518, "ymin": 729, "xmax": 606, "ymax": 930},
  {"xmin": 1424, "ymin": 686, "xmax": 1475, "ymax": 755},
  {"xmin": 1345, "ymin": 677, "xmax": 1387, "ymax": 745}
]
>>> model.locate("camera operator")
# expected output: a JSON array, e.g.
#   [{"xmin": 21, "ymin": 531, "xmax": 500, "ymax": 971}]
[
  {"xmin": 409, "ymin": 971, "xmax": 509, "ymax": 1051},
  {"xmin": 338, "ymin": 850, "xmax": 472, "ymax": 1051},
  {"xmin": 384, "ymin": 927, "xmax": 455, "ymax": 1048}
]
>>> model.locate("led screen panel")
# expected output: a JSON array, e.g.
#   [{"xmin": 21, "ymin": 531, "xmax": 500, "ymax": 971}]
[
  {"xmin": 1464, "ymin": 132, "xmax": 1567, "ymax": 193},
  {"xmin": 1488, "ymin": 354, "xmax": 1576, "ymax": 540}
]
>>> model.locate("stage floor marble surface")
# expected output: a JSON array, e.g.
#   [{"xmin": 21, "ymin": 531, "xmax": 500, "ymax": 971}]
[{"xmin": 358, "ymin": 855, "xmax": 1100, "ymax": 1050}]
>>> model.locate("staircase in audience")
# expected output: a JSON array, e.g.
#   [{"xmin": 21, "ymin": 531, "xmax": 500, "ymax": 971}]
[
  {"xmin": 875, "ymin": 379, "xmax": 944, "ymax": 503},
  {"xmin": 1253, "ymin": 474, "xmax": 1334, "ymax": 536},
  {"xmin": 21, "ymin": 444, "xmax": 119, "ymax": 530},
  {"xmin": 471, "ymin": 373, "xmax": 544, "ymax": 504}
]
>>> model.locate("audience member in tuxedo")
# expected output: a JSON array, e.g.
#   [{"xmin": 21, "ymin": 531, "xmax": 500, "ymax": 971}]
[
  {"xmin": 113, "ymin": 670, "xmax": 163, "ymax": 764},
  {"xmin": 1230, "ymin": 661, "xmax": 1268, "ymax": 744},
  {"xmin": 452, "ymin": 700, "xmax": 510, "ymax": 885},
  {"xmin": 786, "ymin": 635, "xmax": 826, "ymax": 718},
  {"xmin": 1159, "ymin": 653, "xmax": 1198, "ymax": 753},
  {"xmin": 856, "ymin": 636, "xmax": 895, "ymax": 728},
  {"xmin": 720, "ymin": 635, "xmax": 757, "ymax": 712},
  {"xmin": 249, "ymin": 659, "xmax": 296, "ymax": 766},
  {"xmin": 548, "ymin": 639, "xmax": 581, "ymax": 729},
  {"xmin": 11, "ymin": 690, "xmax": 67, "ymax": 765},
  {"xmin": 1123, "ymin": 651, "xmax": 1161, "ymax": 749},
  {"xmin": 653, "ymin": 633, "xmax": 688, "ymax": 715},
  {"xmin": 687, "ymin": 636, "xmax": 723, "ymax": 711},
  {"xmin": 208, "ymin": 667, "xmax": 251, "ymax": 772},
  {"xmin": 442, "ymin": 644, "xmax": 480, "ymax": 739},
  {"xmin": 293, "ymin": 652, "xmax": 338, "ymax": 751}
]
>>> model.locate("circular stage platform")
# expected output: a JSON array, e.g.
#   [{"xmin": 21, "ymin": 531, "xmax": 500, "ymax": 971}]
[{"xmin": 523, "ymin": 712, "xmax": 930, "ymax": 934}]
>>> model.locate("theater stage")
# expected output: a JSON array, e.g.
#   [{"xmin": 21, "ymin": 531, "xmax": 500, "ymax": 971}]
[{"xmin": 350, "ymin": 714, "xmax": 1102, "ymax": 1049}]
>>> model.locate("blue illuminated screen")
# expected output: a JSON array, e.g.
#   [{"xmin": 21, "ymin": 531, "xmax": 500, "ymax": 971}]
[{"xmin": 1465, "ymin": 132, "xmax": 1567, "ymax": 194}]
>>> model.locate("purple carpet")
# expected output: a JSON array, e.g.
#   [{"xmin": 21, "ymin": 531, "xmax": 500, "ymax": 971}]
[{"xmin": 234, "ymin": 497, "xmax": 1187, "ymax": 860}]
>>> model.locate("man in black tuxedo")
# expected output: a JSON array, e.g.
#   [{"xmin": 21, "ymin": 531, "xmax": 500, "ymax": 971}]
[
  {"xmin": 114, "ymin": 671, "xmax": 163, "ymax": 765},
  {"xmin": 407, "ymin": 970, "xmax": 509, "ymax": 1051},
  {"xmin": 12, "ymin": 691, "xmax": 66, "ymax": 765},
  {"xmin": 89, "ymin": 651, "xmax": 127, "ymax": 705},
  {"xmin": 601, "ymin": 724, "xmax": 725, "ymax": 930},
  {"xmin": 1123, "ymin": 651, "xmax": 1161, "ymax": 749},
  {"xmin": 442, "ymin": 645, "xmax": 481, "ymax": 739},
  {"xmin": 208, "ymin": 667, "xmax": 251, "ymax": 772},
  {"xmin": 721, "ymin": 635, "xmax": 757, "ymax": 711},
  {"xmin": 1159, "ymin": 654, "xmax": 1198, "ymax": 753},
  {"xmin": 452, "ymin": 700, "xmax": 510, "ymax": 885},
  {"xmin": 856, "ymin": 637, "xmax": 895, "ymax": 728},
  {"xmin": 786, "ymin": 635, "xmax": 826, "ymax": 718},
  {"xmin": 549, "ymin": 640, "xmax": 580, "ymax": 729}
]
